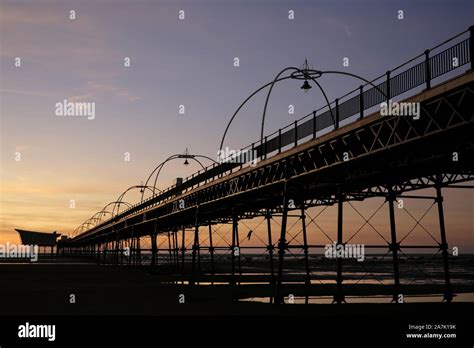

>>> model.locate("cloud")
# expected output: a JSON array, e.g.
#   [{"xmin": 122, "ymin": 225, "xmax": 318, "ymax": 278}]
[
  {"xmin": 323, "ymin": 16, "xmax": 353, "ymax": 38},
  {"xmin": 0, "ymin": 89, "xmax": 53, "ymax": 98},
  {"xmin": 0, "ymin": 4, "xmax": 62, "ymax": 27},
  {"xmin": 69, "ymin": 81, "xmax": 141, "ymax": 102},
  {"xmin": 14, "ymin": 145, "xmax": 31, "ymax": 152},
  {"xmin": 0, "ymin": 2, "xmax": 119, "ymax": 71}
]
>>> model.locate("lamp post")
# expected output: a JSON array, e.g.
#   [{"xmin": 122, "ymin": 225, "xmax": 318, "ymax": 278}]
[
  {"xmin": 220, "ymin": 60, "xmax": 388, "ymax": 152},
  {"xmin": 140, "ymin": 149, "xmax": 218, "ymax": 202},
  {"xmin": 112, "ymin": 185, "xmax": 156, "ymax": 216}
]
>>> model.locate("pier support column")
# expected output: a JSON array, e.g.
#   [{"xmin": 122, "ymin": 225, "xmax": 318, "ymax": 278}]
[
  {"xmin": 114, "ymin": 238, "xmax": 120, "ymax": 265},
  {"xmin": 435, "ymin": 174, "xmax": 453, "ymax": 302},
  {"xmin": 181, "ymin": 226, "xmax": 186, "ymax": 278},
  {"xmin": 301, "ymin": 206, "xmax": 311, "ymax": 304},
  {"xmin": 119, "ymin": 240, "xmax": 124, "ymax": 266},
  {"xmin": 236, "ymin": 217, "xmax": 241, "ymax": 284},
  {"xmin": 334, "ymin": 190, "xmax": 345, "ymax": 304},
  {"xmin": 136, "ymin": 236, "xmax": 141, "ymax": 266},
  {"xmin": 387, "ymin": 188, "xmax": 401, "ymax": 302},
  {"xmin": 276, "ymin": 181, "xmax": 289, "ymax": 304},
  {"xmin": 266, "ymin": 211, "xmax": 275, "ymax": 304},
  {"xmin": 150, "ymin": 222, "xmax": 158, "ymax": 268},
  {"xmin": 103, "ymin": 241, "xmax": 107, "ymax": 264},
  {"xmin": 128, "ymin": 230, "xmax": 134, "ymax": 266},
  {"xmin": 173, "ymin": 231, "xmax": 179, "ymax": 273},
  {"xmin": 208, "ymin": 223, "xmax": 215, "ymax": 284},
  {"xmin": 301, "ymin": 206, "xmax": 311, "ymax": 284},
  {"xmin": 167, "ymin": 232, "xmax": 173, "ymax": 266},
  {"xmin": 197, "ymin": 231, "xmax": 202, "ymax": 275},
  {"xmin": 96, "ymin": 243, "xmax": 101, "ymax": 263},
  {"xmin": 128, "ymin": 238, "xmax": 132, "ymax": 266},
  {"xmin": 190, "ymin": 206, "xmax": 200, "ymax": 285},
  {"xmin": 231, "ymin": 210, "xmax": 238, "ymax": 285},
  {"xmin": 266, "ymin": 211, "xmax": 275, "ymax": 282}
]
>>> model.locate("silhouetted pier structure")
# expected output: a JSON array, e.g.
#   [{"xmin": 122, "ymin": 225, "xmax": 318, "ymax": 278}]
[
  {"xmin": 15, "ymin": 229, "xmax": 60, "ymax": 256},
  {"xmin": 61, "ymin": 27, "xmax": 474, "ymax": 304}
]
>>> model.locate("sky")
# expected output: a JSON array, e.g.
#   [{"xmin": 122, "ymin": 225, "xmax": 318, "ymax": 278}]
[{"xmin": 0, "ymin": 0, "xmax": 473, "ymax": 251}]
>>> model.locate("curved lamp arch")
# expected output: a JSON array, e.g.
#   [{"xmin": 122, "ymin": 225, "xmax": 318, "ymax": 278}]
[
  {"xmin": 141, "ymin": 153, "xmax": 218, "ymax": 202},
  {"xmin": 261, "ymin": 66, "xmax": 334, "ymax": 145},
  {"xmin": 219, "ymin": 75, "xmax": 296, "ymax": 152},
  {"xmin": 113, "ymin": 185, "xmax": 155, "ymax": 217},
  {"xmin": 101, "ymin": 201, "xmax": 132, "ymax": 219},
  {"xmin": 151, "ymin": 157, "xmax": 205, "ymax": 197},
  {"xmin": 72, "ymin": 201, "xmax": 133, "ymax": 238},
  {"xmin": 220, "ymin": 64, "xmax": 389, "ymax": 151},
  {"xmin": 91, "ymin": 210, "xmax": 113, "ymax": 224}
]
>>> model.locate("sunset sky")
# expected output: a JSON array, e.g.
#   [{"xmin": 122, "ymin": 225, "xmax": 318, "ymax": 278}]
[{"xmin": 0, "ymin": 0, "xmax": 472, "ymax": 251}]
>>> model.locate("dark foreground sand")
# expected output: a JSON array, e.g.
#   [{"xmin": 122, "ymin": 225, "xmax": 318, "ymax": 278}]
[
  {"xmin": 1, "ymin": 263, "xmax": 473, "ymax": 345},
  {"xmin": 0, "ymin": 263, "xmax": 472, "ymax": 316}
]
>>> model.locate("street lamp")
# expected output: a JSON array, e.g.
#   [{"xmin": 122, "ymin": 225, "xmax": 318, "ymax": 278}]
[
  {"xmin": 300, "ymin": 59, "xmax": 312, "ymax": 92},
  {"xmin": 300, "ymin": 80, "xmax": 312, "ymax": 91},
  {"xmin": 182, "ymin": 148, "xmax": 190, "ymax": 165}
]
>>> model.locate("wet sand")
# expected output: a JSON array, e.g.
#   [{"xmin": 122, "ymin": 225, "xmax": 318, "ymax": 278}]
[{"xmin": 0, "ymin": 262, "xmax": 472, "ymax": 316}]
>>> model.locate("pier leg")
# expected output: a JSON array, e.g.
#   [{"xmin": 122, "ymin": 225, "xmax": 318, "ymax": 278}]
[
  {"xmin": 190, "ymin": 206, "xmax": 200, "ymax": 285},
  {"xmin": 435, "ymin": 175, "xmax": 453, "ymax": 302},
  {"xmin": 301, "ymin": 206, "xmax": 311, "ymax": 304},
  {"xmin": 208, "ymin": 223, "xmax": 215, "ymax": 284},
  {"xmin": 334, "ymin": 191, "xmax": 345, "ymax": 304},
  {"xmin": 137, "ymin": 236, "xmax": 141, "ymax": 266},
  {"xmin": 197, "ymin": 232, "xmax": 201, "ymax": 276},
  {"xmin": 387, "ymin": 188, "xmax": 401, "ymax": 302},
  {"xmin": 181, "ymin": 226, "xmax": 186, "ymax": 278},
  {"xmin": 150, "ymin": 223, "xmax": 158, "ymax": 268},
  {"xmin": 96, "ymin": 243, "xmax": 101, "ymax": 264},
  {"xmin": 167, "ymin": 232, "xmax": 172, "ymax": 266},
  {"xmin": 173, "ymin": 231, "xmax": 179, "ymax": 273},
  {"xmin": 231, "ymin": 210, "xmax": 238, "ymax": 285},
  {"xmin": 236, "ymin": 217, "xmax": 241, "ymax": 284},
  {"xmin": 266, "ymin": 211, "xmax": 275, "ymax": 304},
  {"xmin": 120, "ymin": 240, "xmax": 124, "ymax": 266},
  {"xmin": 103, "ymin": 241, "xmax": 107, "ymax": 264},
  {"xmin": 115, "ymin": 238, "xmax": 120, "ymax": 265},
  {"xmin": 276, "ymin": 182, "xmax": 289, "ymax": 304}
]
